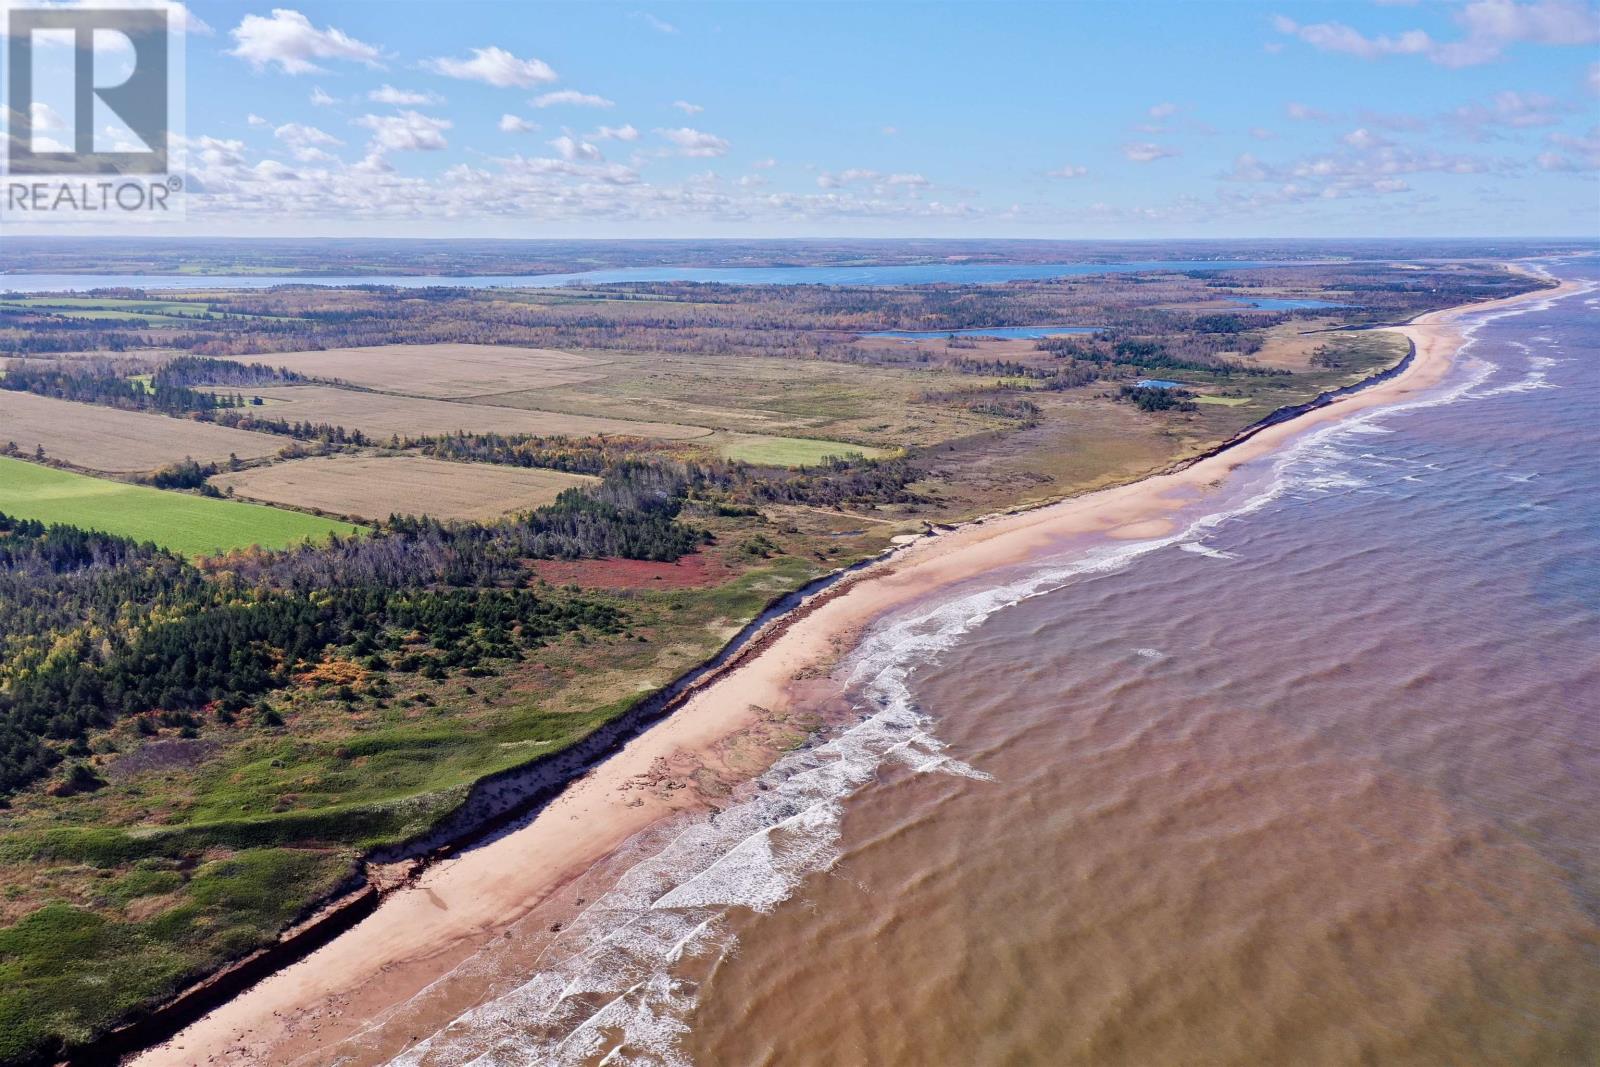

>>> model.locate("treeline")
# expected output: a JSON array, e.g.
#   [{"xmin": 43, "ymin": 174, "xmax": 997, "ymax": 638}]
[
  {"xmin": 717, "ymin": 456, "xmax": 923, "ymax": 507},
  {"xmin": 0, "ymin": 358, "xmax": 260, "ymax": 415},
  {"xmin": 1116, "ymin": 384, "xmax": 1199, "ymax": 413},
  {"xmin": 408, "ymin": 431, "xmax": 666, "ymax": 475},
  {"xmin": 208, "ymin": 409, "xmax": 369, "ymax": 445},
  {"xmin": 144, "ymin": 457, "xmax": 222, "ymax": 491},
  {"xmin": 153, "ymin": 355, "xmax": 305, "ymax": 388}
]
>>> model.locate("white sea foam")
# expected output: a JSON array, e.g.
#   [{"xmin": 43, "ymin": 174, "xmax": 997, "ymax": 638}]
[
  {"xmin": 385, "ymin": 271, "xmax": 1598, "ymax": 1067},
  {"xmin": 1179, "ymin": 542, "xmax": 1238, "ymax": 561}
]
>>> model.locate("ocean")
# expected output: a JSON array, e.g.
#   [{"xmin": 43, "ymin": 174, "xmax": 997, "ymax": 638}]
[{"xmin": 376, "ymin": 260, "xmax": 1599, "ymax": 1066}]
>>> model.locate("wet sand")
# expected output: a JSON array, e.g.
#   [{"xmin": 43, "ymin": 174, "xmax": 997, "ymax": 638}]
[{"xmin": 131, "ymin": 277, "xmax": 1577, "ymax": 1067}]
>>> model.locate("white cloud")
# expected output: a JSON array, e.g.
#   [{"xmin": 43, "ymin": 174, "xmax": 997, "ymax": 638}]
[
  {"xmin": 1047, "ymin": 163, "xmax": 1088, "ymax": 178},
  {"xmin": 1223, "ymin": 153, "xmax": 1271, "ymax": 182},
  {"xmin": 590, "ymin": 124, "xmax": 640, "ymax": 141},
  {"xmin": 1588, "ymin": 60, "xmax": 1600, "ymax": 94},
  {"xmin": 1540, "ymin": 125, "xmax": 1600, "ymax": 170},
  {"xmin": 499, "ymin": 114, "xmax": 540, "ymax": 133},
  {"xmin": 424, "ymin": 46, "xmax": 556, "ymax": 88},
  {"xmin": 369, "ymin": 85, "xmax": 443, "ymax": 107},
  {"xmin": 1342, "ymin": 127, "xmax": 1390, "ymax": 150},
  {"xmin": 752, "ymin": 157, "xmax": 777, "ymax": 169},
  {"xmin": 1249, "ymin": 126, "xmax": 1278, "ymax": 140},
  {"xmin": 229, "ymin": 9, "xmax": 383, "ymax": 74},
  {"xmin": 1148, "ymin": 101, "xmax": 1179, "ymax": 118},
  {"xmin": 1273, "ymin": 15, "xmax": 1434, "ymax": 60},
  {"xmin": 163, "ymin": 131, "xmax": 997, "ymax": 229},
  {"xmin": 815, "ymin": 169, "xmax": 929, "ymax": 192},
  {"xmin": 246, "ymin": 113, "xmax": 269, "ymax": 127},
  {"xmin": 672, "ymin": 100, "xmax": 704, "ymax": 115},
  {"xmin": 882, "ymin": 125, "xmax": 899, "ymax": 136},
  {"xmin": 533, "ymin": 90, "xmax": 616, "ymax": 109},
  {"xmin": 355, "ymin": 110, "xmax": 451, "ymax": 153},
  {"xmin": 635, "ymin": 12, "xmax": 678, "ymax": 34},
  {"xmin": 310, "ymin": 87, "xmax": 336, "ymax": 107},
  {"xmin": 1448, "ymin": 90, "xmax": 1564, "ymax": 136},
  {"xmin": 1273, "ymin": 1, "xmax": 1600, "ymax": 68},
  {"xmin": 1286, "ymin": 101, "xmax": 1333, "ymax": 122},
  {"xmin": 656, "ymin": 126, "xmax": 729, "ymax": 156},
  {"xmin": 1122, "ymin": 142, "xmax": 1180, "ymax": 162},
  {"xmin": 548, "ymin": 134, "xmax": 603, "ymax": 162},
  {"xmin": 274, "ymin": 121, "xmax": 342, "ymax": 162},
  {"xmin": 1357, "ymin": 109, "xmax": 1429, "ymax": 132},
  {"xmin": 24, "ymin": 102, "xmax": 67, "ymax": 151},
  {"xmin": 1223, "ymin": 140, "xmax": 1506, "ymax": 201}
]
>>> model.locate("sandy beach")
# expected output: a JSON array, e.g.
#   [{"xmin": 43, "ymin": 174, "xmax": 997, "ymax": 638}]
[{"xmin": 131, "ymin": 276, "xmax": 1577, "ymax": 1067}]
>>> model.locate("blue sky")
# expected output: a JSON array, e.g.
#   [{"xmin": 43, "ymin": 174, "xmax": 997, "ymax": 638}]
[{"xmin": 10, "ymin": 0, "xmax": 1600, "ymax": 237}]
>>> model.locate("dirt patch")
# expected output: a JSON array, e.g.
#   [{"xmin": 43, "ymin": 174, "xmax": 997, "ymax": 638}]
[
  {"xmin": 531, "ymin": 554, "xmax": 730, "ymax": 589},
  {"xmin": 105, "ymin": 738, "xmax": 222, "ymax": 780}
]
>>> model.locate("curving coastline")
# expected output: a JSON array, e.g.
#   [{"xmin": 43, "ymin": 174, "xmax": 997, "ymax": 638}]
[{"xmin": 125, "ymin": 272, "xmax": 1574, "ymax": 1067}]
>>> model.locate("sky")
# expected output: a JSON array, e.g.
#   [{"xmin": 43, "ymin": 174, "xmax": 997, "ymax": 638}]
[{"xmin": 4, "ymin": 0, "xmax": 1599, "ymax": 238}]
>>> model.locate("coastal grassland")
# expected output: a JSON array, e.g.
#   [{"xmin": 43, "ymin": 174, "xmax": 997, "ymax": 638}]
[
  {"xmin": 708, "ymin": 432, "xmax": 893, "ymax": 467},
  {"xmin": 852, "ymin": 329, "xmax": 1413, "ymax": 518},
  {"xmin": 0, "ymin": 390, "xmax": 288, "ymax": 473},
  {"xmin": 476, "ymin": 348, "xmax": 999, "ymax": 449},
  {"xmin": 210, "ymin": 454, "xmax": 598, "ymax": 522},
  {"xmin": 222, "ymin": 384, "xmax": 710, "ymax": 441},
  {"xmin": 0, "ymin": 456, "xmax": 362, "ymax": 557},
  {"xmin": 0, "ymin": 511, "xmax": 862, "ymax": 1064},
  {"xmin": 221, "ymin": 343, "xmax": 610, "ymax": 398},
  {"xmin": 0, "ymin": 849, "xmax": 355, "ymax": 1065}
]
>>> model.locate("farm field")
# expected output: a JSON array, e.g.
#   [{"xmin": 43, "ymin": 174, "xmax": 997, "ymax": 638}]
[
  {"xmin": 229, "ymin": 343, "xmax": 610, "ymax": 398},
  {"xmin": 232, "ymin": 384, "xmax": 710, "ymax": 441},
  {"xmin": 0, "ymin": 389, "xmax": 288, "ymax": 473},
  {"xmin": 212, "ymin": 454, "xmax": 597, "ymax": 522},
  {"xmin": 0, "ymin": 456, "xmax": 362, "ymax": 557}
]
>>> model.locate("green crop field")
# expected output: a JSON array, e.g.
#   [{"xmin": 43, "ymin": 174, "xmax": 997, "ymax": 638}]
[
  {"xmin": 712, "ymin": 433, "xmax": 891, "ymax": 466},
  {"xmin": 0, "ymin": 457, "xmax": 364, "ymax": 558}
]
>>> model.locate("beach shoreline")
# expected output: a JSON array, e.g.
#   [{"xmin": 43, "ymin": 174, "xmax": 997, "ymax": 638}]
[{"xmin": 128, "ymin": 273, "xmax": 1577, "ymax": 1067}]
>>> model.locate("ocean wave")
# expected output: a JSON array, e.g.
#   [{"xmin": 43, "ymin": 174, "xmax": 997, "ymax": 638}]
[{"xmin": 1179, "ymin": 542, "xmax": 1239, "ymax": 560}]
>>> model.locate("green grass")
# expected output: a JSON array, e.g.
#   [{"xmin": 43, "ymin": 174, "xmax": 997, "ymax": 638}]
[
  {"xmin": 0, "ymin": 457, "xmax": 363, "ymax": 558},
  {"xmin": 0, "ymin": 849, "xmax": 353, "ymax": 1065},
  {"xmin": 711, "ymin": 432, "xmax": 892, "ymax": 467},
  {"xmin": 1193, "ymin": 395, "xmax": 1251, "ymax": 406}
]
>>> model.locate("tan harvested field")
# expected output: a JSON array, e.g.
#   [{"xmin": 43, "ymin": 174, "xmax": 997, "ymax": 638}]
[
  {"xmin": 232, "ymin": 344, "xmax": 611, "ymax": 399},
  {"xmin": 212, "ymin": 454, "xmax": 597, "ymax": 521},
  {"xmin": 0, "ymin": 390, "xmax": 287, "ymax": 474},
  {"xmin": 236, "ymin": 385, "xmax": 710, "ymax": 441}
]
